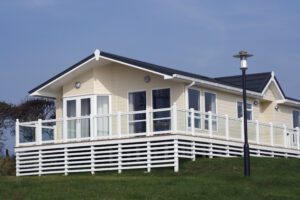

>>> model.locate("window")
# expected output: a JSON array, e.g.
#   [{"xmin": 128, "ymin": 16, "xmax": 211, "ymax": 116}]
[
  {"xmin": 188, "ymin": 89, "xmax": 201, "ymax": 128},
  {"xmin": 152, "ymin": 88, "xmax": 171, "ymax": 131},
  {"xmin": 293, "ymin": 110, "xmax": 300, "ymax": 128},
  {"xmin": 237, "ymin": 102, "xmax": 253, "ymax": 120},
  {"xmin": 204, "ymin": 92, "xmax": 217, "ymax": 130},
  {"xmin": 97, "ymin": 96, "xmax": 109, "ymax": 136},
  {"xmin": 129, "ymin": 91, "xmax": 147, "ymax": 133}
]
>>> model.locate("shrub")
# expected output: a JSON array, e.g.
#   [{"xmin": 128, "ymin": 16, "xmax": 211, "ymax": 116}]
[{"xmin": 0, "ymin": 156, "xmax": 15, "ymax": 176}]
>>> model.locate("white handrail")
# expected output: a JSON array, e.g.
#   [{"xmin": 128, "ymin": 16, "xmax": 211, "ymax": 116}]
[{"xmin": 15, "ymin": 106, "xmax": 299, "ymax": 151}]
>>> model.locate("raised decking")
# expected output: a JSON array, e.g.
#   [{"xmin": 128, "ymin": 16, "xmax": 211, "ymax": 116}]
[{"xmin": 15, "ymin": 106, "xmax": 300, "ymax": 176}]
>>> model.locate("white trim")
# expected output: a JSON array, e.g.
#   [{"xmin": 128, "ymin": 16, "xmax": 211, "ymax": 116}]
[
  {"xmin": 30, "ymin": 57, "xmax": 95, "ymax": 97},
  {"xmin": 262, "ymin": 77, "xmax": 285, "ymax": 100},
  {"xmin": 173, "ymin": 74, "xmax": 263, "ymax": 98}
]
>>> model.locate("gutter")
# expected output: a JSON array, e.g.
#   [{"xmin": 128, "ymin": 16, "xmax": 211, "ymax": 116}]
[{"xmin": 172, "ymin": 74, "xmax": 263, "ymax": 99}]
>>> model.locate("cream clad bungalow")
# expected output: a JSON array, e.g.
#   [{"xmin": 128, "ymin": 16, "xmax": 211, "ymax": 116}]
[{"xmin": 15, "ymin": 49, "xmax": 300, "ymax": 176}]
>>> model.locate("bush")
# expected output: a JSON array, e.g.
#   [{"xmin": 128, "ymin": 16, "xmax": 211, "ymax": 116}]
[{"xmin": 0, "ymin": 156, "xmax": 15, "ymax": 176}]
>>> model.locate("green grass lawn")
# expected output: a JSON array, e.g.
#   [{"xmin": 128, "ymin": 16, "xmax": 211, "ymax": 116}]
[{"xmin": 1, "ymin": 157, "xmax": 300, "ymax": 200}]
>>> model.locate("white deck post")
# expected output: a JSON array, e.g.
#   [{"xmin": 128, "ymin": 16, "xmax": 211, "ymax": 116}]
[
  {"xmin": 117, "ymin": 112, "xmax": 122, "ymax": 138},
  {"xmin": 172, "ymin": 103, "xmax": 177, "ymax": 134},
  {"xmin": 225, "ymin": 114, "xmax": 229, "ymax": 140},
  {"xmin": 36, "ymin": 119, "xmax": 42, "ymax": 145},
  {"xmin": 174, "ymin": 139, "xmax": 179, "ymax": 172},
  {"xmin": 38, "ymin": 150, "xmax": 42, "ymax": 176},
  {"xmin": 190, "ymin": 108, "xmax": 195, "ymax": 136},
  {"xmin": 15, "ymin": 119, "xmax": 20, "ymax": 147},
  {"xmin": 270, "ymin": 122, "xmax": 274, "ymax": 146},
  {"xmin": 147, "ymin": 141, "xmax": 151, "ymax": 172},
  {"xmin": 64, "ymin": 147, "xmax": 68, "ymax": 176},
  {"xmin": 90, "ymin": 115, "xmax": 94, "ymax": 141},
  {"xmin": 91, "ymin": 146, "xmax": 95, "ymax": 175},
  {"xmin": 283, "ymin": 124, "xmax": 287, "ymax": 148},
  {"xmin": 118, "ymin": 143, "xmax": 122, "ymax": 174},
  {"xmin": 296, "ymin": 127, "xmax": 300, "ymax": 150},
  {"xmin": 208, "ymin": 111, "xmax": 213, "ymax": 138},
  {"xmin": 192, "ymin": 141, "xmax": 196, "ymax": 161},
  {"xmin": 256, "ymin": 120, "xmax": 260, "ymax": 144}
]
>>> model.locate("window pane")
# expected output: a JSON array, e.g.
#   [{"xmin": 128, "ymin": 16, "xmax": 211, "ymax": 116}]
[
  {"xmin": 67, "ymin": 100, "xmax": 76, "ymax": 117},
  {"xmin": 237, "ymin": 102, "xmax": 252, "ymax": 120},
  {"xmin": 293, "ymin": 111, "xmax": 299, "ymax": 128},
  {"xmin": 188, "ymin": 89, "xmax": 200, "ymax": 111},
  {"xmin": 97, "ymin": 96, "xmax": 109, "ymax": 136},
  {"xmin": 81, "ymin": 98, "xmax": 91, "ymax": 116},
  {"xmin": 153, "ymin": 89, "xmax": 170, "ymax": 109},
  {"xmin": 205, "ymin": 93, "xmax": 216, "ymax": 113}
]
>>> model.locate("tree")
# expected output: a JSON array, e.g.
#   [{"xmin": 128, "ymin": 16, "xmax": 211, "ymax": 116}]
[{"xmin": 0, "ymin": 98, "xmax": 55, "ymax": 155}]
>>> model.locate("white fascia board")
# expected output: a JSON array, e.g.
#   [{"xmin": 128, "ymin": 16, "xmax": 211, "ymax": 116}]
[
  {"xmin": 99, "ymin": 55, "xmax": 170, "ymax": 78},
  {"xmin": 261, "ymin": 77, "xmax": 285, "ymax": 100},
  {"xmin": 29, "ymin": 56, "xmax": 96, "ymax": 97},
  {"xmin": 172, "ymin": 74, "xmax": 263, "ymax": 98}
]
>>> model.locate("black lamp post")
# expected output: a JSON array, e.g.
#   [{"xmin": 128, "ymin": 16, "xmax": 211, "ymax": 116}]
[{"xmin": 233, "ymin": 50, "xmax": 253, "ymax": 177}]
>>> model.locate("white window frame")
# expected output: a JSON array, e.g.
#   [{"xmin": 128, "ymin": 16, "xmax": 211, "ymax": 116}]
[
  {"xmin": 127, "ymin": 90, "xmax": 147, "ymax": 134},
  {"xmin": 292, "ymin": 110, "xmax": 300, "ymax": 128},
  {"xmin": 236, "ymin": 101, "xmax": 253, "ymax": 121},
  {"xmin": 186, "ymin": 87, "xmax": 202, "ymax": 130},
  {"xmin": 151, "ymin": 87, "xmax": 172, "ymax": 133},
  {"xmin": 203, "ymin": 91, "xmax": 218, "ymax": 131}
]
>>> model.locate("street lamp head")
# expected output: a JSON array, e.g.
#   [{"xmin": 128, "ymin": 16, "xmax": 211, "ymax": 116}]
[{"xmin": 233, "ymin": 50, "xmax": 253, "ymax": 69}]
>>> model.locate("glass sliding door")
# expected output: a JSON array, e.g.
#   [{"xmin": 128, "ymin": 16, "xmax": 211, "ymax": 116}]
[
  {"xmin": 65, "ymin": 96, "xmax": 92, "ymax": 140},
  {"xmin": 67, "ymin": 100, "xmax": 77, "ymax": 139},
  {"xmin": 204, "ymin": 92, "xmax": 217, "ymax": 131},
  {"xmin": 97, "ymin": 96, "xmax": 110, "ymax": 136},
  {"xmin": 188, "ymin": 89, "xmax": 201, "ymax": 129},
  {"xmin": 152, "ymin": 88, "xmax": 171, "ymax": 132},
  {"xmin": 80, "ymin": 98, "xmax": 91, "ymax": 138},
  {"xmin": 129, "ymin": 91, "xmax": 146, "ymax": 133}
]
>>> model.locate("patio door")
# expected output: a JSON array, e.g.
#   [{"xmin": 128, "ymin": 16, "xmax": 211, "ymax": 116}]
[
  {"xmin": 152, "ymin": 88, "xmax": 171, "ymax": 132},
  {"xmin": 65, "ymin": 96, "xmax": 91, "ymax": 140},
  {"xmin": 128, "ymin": 91, "xmax": 147, "ymax": 134}
]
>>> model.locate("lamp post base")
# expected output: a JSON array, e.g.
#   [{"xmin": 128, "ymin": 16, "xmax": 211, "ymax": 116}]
[{"xmin": 243, "ymin": 143, "xmax": 251, "ymax": 176}]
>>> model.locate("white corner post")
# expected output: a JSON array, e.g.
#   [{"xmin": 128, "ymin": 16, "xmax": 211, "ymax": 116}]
[
  {"xmin": 269, "ymin": 122, "xmax": 274, "ymax": 146},
  {"xmin": 64, "ymin": 147, "xmax": 68, "ymax": 176},
  {"xmin": 174, "ymin": 139, "xmax": 179, "ymax": 172},
  {"xmin": 256, "ymin": 120, "xmax": 260, "ymax": 144},
  {"xmin": 117, "ymin": 112, "xmax": 122, "ymax": 138},
  {"xmin": 36, "ymin": 119, "xmax": 42, "ymax": 145},
  {"xmin": 190, "ymin": 108, "xmax": 195, "ymax": 136},
  {"xmin": 296, "ymin": 127, "xmax": 300, "ymax": 150},
  {"xmin": 15, "ymin": 119, "xmax": 20, "ymax": 147},
  {"xmin": 146, "ymin": 108, "xmax": 151, "ymax": 136},
  {"xmin": 172, "ymin": 103, "xmax": 177, "ymax": 134},
  {"xmin": 208, "ymin": 111, "xmax": 213, "ymax": 138},
  {"xmin": 225, "ymin": 114, "xmax": 229, "ymax": 140},
  {"xmin": 283, "ymin": 124, "xmax": 287, "ymax": 148}
]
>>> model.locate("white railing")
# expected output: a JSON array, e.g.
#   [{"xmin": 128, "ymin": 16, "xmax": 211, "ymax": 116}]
[{"xmin": 15, "ymin": 104, "xmax": 300, "ymax": 151}]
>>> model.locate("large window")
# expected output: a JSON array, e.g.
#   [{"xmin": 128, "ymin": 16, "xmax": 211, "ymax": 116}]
[
  {"xmin": 129, "ymin": 91, "xmax": 147, "ymax": 133},
  {"xmin": 293, "ymin": 110, "xmax": 300, "ymax": 128},
  {"xmin": 97, "ymin": 96, "xmax": 110, "ymax": 136},
  {"xmin": 237, "ymin": 102, "xmax": 253, "ymax": 120},
  {"xmin": 188, "ymin": 89, "xmax": 201, "ymax": 129},
  {"xmin": 152, "ymin": 88, "xmax": 171, "ymax": 131},
  {"xmin": 204, "ymin": 92, "xmax": 217, "ymax": 130}
]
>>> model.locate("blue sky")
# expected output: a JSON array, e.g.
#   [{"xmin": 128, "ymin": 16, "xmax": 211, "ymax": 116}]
[{"xmin": 1, "ymin": 0, "xmax": 300, "ymax": 104}]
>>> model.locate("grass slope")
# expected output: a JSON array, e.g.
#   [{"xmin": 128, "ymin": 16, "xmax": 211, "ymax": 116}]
[{"xmin": 1, "ymin": 157, "xmax": 300, "ymax": 200}]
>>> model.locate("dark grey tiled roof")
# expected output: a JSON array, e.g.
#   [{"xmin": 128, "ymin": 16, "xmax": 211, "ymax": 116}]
[
  {"xmin": 29, "ymin": 50, "xmax": 299, "ymax": 103},
  {"xmin": 215, "ymin": 72, "xmax": 272, "ymax": 93}
]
